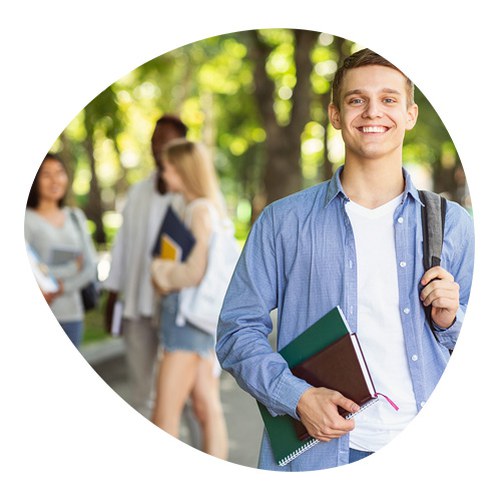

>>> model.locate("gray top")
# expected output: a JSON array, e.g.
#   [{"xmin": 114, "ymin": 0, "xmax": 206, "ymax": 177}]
[{"xmin": 25, "ymin": 207, "xmax": 98, "ymax": 322}]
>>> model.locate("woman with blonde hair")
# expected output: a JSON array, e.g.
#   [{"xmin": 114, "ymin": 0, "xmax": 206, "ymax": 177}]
[{"xmin": 151, "ymin": 139, "xmax": 229, "ymax": 460}]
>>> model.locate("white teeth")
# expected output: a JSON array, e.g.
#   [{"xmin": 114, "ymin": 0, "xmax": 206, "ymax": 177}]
[{"xmin": 362, "ymin": 126, "xmax": 386, "ymax": 133}]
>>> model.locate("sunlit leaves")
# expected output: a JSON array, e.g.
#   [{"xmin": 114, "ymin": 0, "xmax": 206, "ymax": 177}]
[{"xmin": 53, "ymin": 28, "xmax": 463, "ymax": 243}]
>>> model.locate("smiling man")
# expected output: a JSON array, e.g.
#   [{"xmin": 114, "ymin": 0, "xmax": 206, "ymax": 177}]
[{"xmin": 216, "ymin": 48, "xmax": 474, "ymax": 471}]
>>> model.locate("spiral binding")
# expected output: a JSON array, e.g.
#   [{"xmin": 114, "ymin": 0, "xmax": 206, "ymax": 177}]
[
  {"xmin": 344, "ymin": 397, "xmax": 380, "ymax": 420},
  {"xmin": 278, "ymin": 437, "xmax": 320, "ymax": 466},
  {"xmin": 278, "ymin": 398, "xmax": 386, "ymax": 466}
]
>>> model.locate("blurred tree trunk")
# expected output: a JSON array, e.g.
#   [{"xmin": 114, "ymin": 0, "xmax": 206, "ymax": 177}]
[
  {"xmin": 249, "ymin": 29, "xmax": 318, "ymax": 210},
  {"xmin": 59, "ymin": 131, "xmax": 76, "ymax": 206},
  {"xmin": 322, "ymin": 36, "xmax": 349, "ymax": 181},
  {"xmin": 83, "ymin": 133, "xmax": 106, "ymax": 245},
  {"xmin": 79, "ymin": 86, "xmax": 122, "ymax": 246}
]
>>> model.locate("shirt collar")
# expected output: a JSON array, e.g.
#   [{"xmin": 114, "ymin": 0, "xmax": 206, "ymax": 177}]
[
  {"xmin": 324, "ymin": 165, "xmax": 423, "ymax": 208},
  {"xmin": 403, "ymin": 168, "xmax": 424, "ymax": 206},
  {"xmin": 324, "ymin": 166, "xmax": 347, "ymax": 207}
]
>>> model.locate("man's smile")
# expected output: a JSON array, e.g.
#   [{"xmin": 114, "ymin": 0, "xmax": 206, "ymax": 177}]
[{"xmin": 356, "ymin": 125, "xmax": 390, "ymax": 133}]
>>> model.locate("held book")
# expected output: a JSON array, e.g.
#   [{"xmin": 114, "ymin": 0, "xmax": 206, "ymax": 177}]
[
  {"xmin": 258, "ymin": 306, "xmax": 390, "ymax": 466},
  {"xmin": 110, "ymin": 300, "xmax": 123, "ymax": 337},
  {"xmin": 290, "ymin": 332, "xmax": 378, "ymax": 441},
  {"xmin": 26, "ymin": 242, "xmax": 59, "ymax": 293},
  {"xmin": 49, "ymin": 245, "xmax": 80, "ymax": 265},
  {"xmin": 257, "ymin": 306, "xmax": 352, "ymax": 466},
  {"xmin": 151, "ymin": 206, "xmax": 195, "ymax": 261}
]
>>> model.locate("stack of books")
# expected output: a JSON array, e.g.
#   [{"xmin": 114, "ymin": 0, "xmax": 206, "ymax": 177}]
[{"xmin": 258, "ymin": 306, "xmax": 395, "ymax": 466}]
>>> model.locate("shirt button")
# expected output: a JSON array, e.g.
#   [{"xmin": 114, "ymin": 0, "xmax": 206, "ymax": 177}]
[
  {"xmin": 403, "ymin": 308, "xmax": 410, "ymax": 315},
  {"xmin": 411, "ymin": 354, "xmax": 418, "ymax": 362},
  {"xmin": 420, "ymin": 401, "xmax": 426, "ymax": 408},
  {"xmin": 400, "ymin": 261, "xmax": 407, "ymax": 268},
  {"xmin": 397, "ymin": 217, "xmax": 404, "ymax": 224}
]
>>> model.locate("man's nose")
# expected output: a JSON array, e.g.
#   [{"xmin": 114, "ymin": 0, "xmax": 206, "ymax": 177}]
[{"xmin": 362, "ymin": 100, "xmax": 383, "ymax": 119}]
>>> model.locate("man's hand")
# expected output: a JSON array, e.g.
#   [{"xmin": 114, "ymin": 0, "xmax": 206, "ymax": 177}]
[
  {"xmin": 296, "ymin": 387, "xmax": 359, "ymax": 442},
  {"xmin": 420, "ymin": 266, "xmax": 460, "ymax": 329}
]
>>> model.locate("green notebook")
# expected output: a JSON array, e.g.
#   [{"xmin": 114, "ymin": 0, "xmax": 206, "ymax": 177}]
[{"xmin": 258, "ymin": 306, "xmax": 352, "ymax": 466}]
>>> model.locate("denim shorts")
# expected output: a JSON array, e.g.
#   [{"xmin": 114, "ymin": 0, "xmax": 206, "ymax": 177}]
[
  {"xmin": 59, "ymin": 320, "xmax": 84, "ymax": 348},
  {"xmin": 158, "ymin": 292, "xmax": 214, "ymax": 357}
]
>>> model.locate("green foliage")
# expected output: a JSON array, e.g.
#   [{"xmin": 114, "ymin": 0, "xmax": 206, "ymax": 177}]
[{"xmin": 54, "ymin": 29, "xmax": 464, "ymax": 252}]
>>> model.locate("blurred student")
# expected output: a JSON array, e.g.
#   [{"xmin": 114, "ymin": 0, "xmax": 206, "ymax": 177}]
[
  {"xmin": 25, "ymin": 153, "xmax": 98, "ymax": 348},
  {"xmin": 151, "ymin": 139, "xmax": 229, "ymax": 460},
  {"xmin": 103, "ymin": 114, "xmax": 187, "ymax": 418}
]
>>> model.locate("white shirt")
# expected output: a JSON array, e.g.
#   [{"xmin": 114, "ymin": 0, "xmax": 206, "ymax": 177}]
[
  {"xmin": 104, "ymin": 174, "xmax": 184, "ymax": 319},
  {"xmin": 346, "ymin": 194, "xmax": 418, "ymax": 452}
]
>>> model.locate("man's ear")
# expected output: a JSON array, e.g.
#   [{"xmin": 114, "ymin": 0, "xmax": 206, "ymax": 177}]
[
  {"xmin": 406, "ymin": 103, "xmax": 419, "ymax": 131},
  {"xmin": 328, "ymin": 103, "xmax": 342, "ymax": 130}
]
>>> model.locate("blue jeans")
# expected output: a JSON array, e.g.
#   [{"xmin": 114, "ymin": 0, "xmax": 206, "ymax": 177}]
[
  {"xmin": 349, "ymin": 448, "xmax": 374, "ymax": 464},
  {"xmin": 60, "ymin": 320, "xmax": 84, "ymax": 348}
]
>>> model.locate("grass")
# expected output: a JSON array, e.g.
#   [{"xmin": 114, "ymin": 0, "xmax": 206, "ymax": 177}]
[{"xmin": 82, "ymin": 292, "xmax": 110, "ymax": 345}]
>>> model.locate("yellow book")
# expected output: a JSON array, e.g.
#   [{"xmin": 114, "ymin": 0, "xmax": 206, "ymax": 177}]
[{"xmin": 160, "ymin": 234, "xmax": 182, "ymax": 261}]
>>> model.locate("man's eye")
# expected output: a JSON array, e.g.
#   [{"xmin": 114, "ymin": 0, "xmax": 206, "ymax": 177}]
[{"xmin": 349, "ymin": 98, "xmax": 363, "ymax": 105}]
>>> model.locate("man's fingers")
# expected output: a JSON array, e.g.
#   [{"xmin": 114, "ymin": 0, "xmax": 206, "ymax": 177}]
[
  {"xmin": 421, "ymin": 266, "xmax": 454, "ymax": 286},
  {"xmin": 311, "ymin": 417, "xmax": 355, "ymax": 441},
  {"xmin": 297, "ymin": 387, "xmax": 359, "ymax": 441},
  {"xmin": 419, "ymin": 267, "xmax": 460, "ymax": 330},
  {"xmin": 421, "ymin": 285, "xmax": 459, "ymax": 307},
  {"xmin": 331, "ymin": 391, "xmax": 360, "ymax": 416},
  {"xmin": 420, "ymin": 280, "xmax": 460, "ymax": 306}
]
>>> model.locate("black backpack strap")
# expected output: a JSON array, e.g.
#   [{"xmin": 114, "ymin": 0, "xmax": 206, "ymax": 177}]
[
  {"xmin": 418, "ymin": 190, "xmax": 446, "ymax": 271},
  {"xmin": 418, "ymin": 190, "xmax": 447, "ymax": 344}
]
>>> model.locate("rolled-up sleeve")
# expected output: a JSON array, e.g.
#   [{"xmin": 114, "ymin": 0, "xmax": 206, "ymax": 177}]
[
  {"xmin": 216, "ymin": 207, "xmax": 311, "ymax": 419},
  {"xmin": 434, "ymin": 203, "xmax": 475, "ymax": 350}
]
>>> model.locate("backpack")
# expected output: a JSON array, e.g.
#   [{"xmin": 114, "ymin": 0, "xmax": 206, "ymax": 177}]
[
  {"xmin": 176, "ymin": 199, "xmax": 241, "ymax": 336},
  {"xmin": 418, "ymin": 190, "xmax": 447, "ymax": 344}
]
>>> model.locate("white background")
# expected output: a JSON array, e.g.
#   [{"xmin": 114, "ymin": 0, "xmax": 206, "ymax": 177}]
[{"xmin": 1, "ymin": 1, "xmax": 497, "ymax": 499}]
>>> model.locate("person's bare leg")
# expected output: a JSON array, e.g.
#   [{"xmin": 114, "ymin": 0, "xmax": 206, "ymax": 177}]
[
  {"xmin": 152, "ymin": 350, "xmax": 199, "ymax": 437},
  {"xmin": 191, "ymin": 353, "xmax": 229, "ymax": 460}
]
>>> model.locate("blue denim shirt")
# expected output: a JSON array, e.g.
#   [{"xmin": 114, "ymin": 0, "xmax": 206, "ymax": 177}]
[{"xmin": 216, "ymin": 168, "xmax": 474, "ymax": 471}]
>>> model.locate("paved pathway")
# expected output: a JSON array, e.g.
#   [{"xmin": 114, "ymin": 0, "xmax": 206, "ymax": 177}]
[{"xmin": 82, "ymin": 338, "xmax": 263, "ymax": 469}]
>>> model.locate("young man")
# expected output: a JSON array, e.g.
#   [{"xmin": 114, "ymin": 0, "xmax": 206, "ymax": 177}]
[
  {"xmin": 216, "ymin": 49, "xmax": 474, "ymax": 471},
  {"xmin": 103, "ymin": 114, "xmax": 187, "ymax": 418}
]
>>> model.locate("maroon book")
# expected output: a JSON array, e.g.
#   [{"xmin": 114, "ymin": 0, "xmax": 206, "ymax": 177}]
[{"xmin": 291, "ymin": 333, "xmax": 380, "ymax": 441}]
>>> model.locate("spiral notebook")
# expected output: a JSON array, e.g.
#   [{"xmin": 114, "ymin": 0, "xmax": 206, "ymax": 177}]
[
  {"xmin": 258, "ymin": 306, "xmax": 394, "ymax": 466},
  {"xmin": 257, "ymin": 306, "xmax": 351, "ymax": 466}
]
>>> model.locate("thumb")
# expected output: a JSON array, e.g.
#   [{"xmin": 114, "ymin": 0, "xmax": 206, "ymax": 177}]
[{"xmin": 332, "ymin": 391, "xmax": 360, "ymax": 415}]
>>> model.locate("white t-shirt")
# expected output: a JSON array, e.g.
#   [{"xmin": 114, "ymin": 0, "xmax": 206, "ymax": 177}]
[{"xmin": 346, "ymin": 194, "xmax": 418, "ymax": 452}]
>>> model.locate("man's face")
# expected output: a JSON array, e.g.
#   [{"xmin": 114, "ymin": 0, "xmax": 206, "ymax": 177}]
[
  {"xmin": 328, "ymin": 65, "xmax": 418, "ymax": 163},
  {"xmin": 151, "ymin": 124, "xmax": 183, "ymax": 168}
]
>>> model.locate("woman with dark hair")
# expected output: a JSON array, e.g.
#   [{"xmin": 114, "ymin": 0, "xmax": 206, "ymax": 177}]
[{"xmin": 25, "ymin": 153, "xmax": 97, "ymax": 348}]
